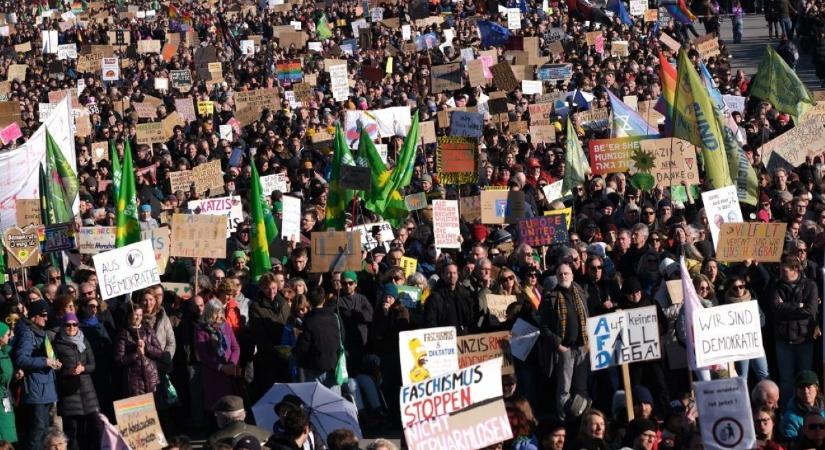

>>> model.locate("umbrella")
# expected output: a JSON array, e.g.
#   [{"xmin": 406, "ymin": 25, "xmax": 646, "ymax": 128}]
[{"xmin": 252, "ymin": 382, "xmax": 362, "ymax": 439}]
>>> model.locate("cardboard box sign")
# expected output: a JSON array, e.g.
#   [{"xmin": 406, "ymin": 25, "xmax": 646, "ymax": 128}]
[{"xmin": 310, "ymin": 230, "xmax": 362, "ymax": 273}]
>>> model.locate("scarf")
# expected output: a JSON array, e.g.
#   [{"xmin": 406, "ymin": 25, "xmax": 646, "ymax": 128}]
[
  {"xmin": 556, "ymin": 284, "xmax": 589, "ymax": 348},
  {"xmin": 62, "ymin": 329, "xmax": 87, "ymax": 354},
  {"xmin": 202, "ymin": 323, "xmax": 230, "ymax": 362},
  {"xmin": 724, "ymin": 290, "xmax": 752, "ymax": 304},
  {"xmin": 81, "ymin": 315, "xmax": 99, "ymax": 327},
  {"xmin": 143, "ymin": 309, "xmax": 159, "ymax": 330}
]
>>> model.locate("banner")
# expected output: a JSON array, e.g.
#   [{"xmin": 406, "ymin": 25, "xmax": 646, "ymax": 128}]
[
  {"xmin": 170, "ymin": 214, "xmax": 227, "ymax": 259},
  {"xmin": 433, "ymin": 200, "xmax": 460, "ymax": 249},
  {"xmin": 693, "ymin": 301, "xmax": 764, "ymax": 367},
  {"xmin": 92, "ymin": 240, "xmax": 160, "ymax": 300},
  {"xmin": 399, "ymin": 326, "xmax": 459, "ymax": 386},
  {"xmin": 587, "ymin": 306, "xmax": 661, "ymax": 370},
  {"xmin": 77, "ymin": 226, "xmax": 116, "ymax": 254},
  {"xmin": 518, "ymin": 215, "xmax": 568, "ymax": 246},
  {"xmin": 187, "ymin": 196, "xmax": 243, "ymax": 238},
  {"xmin": 457, "ymin": 331, "xmax": 514, "ymax": 375},
  {"xmin": 695, "ymin": 377, "xmax": 756, "ymax": 450},
  {"xmin": 404, "ymin": 399, "xmax": 512, "ymax": 450},
  {"xmin": 716, "ymin": 222, "xmax": 786, "ymax": 262},
  {"xmin": 587, "ymin": 137, "xmax": 641, "ymax": 175},
  {"xmin": 701, "ymin": 185, "xmax": 742, "ymax": 249},
  {"xmin": 113, "ymin": 393, "xmax": 168, "ymax": 450},
  {"xmin": 399, "ymin": 357, "xmax": 502, "ymax": 428}
]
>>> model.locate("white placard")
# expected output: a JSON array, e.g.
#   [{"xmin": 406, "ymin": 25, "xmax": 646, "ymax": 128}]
[
  {"xmin": 460, "ymin": 47, "xmax": 474, "ymax": 63},
  {"xmin": 433, "ymin": 200, "xmax": 461, "ymax": 249},
  {"xmin": 187, "ymin": 196, "xmax": 243, "ymax": 238},
  {"xmin": 402, "ymin": 24, "xmax": 411, "ymax": 41},
  {"xmin": 692, "ymin": 301, "xmax": 764, "ymax": 367},
  {"xmin": 219, "ymin": 124, "xmax": 232, "ymax": 141},
  {"xmin": 701, "ymin": 185, "xmax": 742, "ymax": 249},
  {"xmin": 260, "ymin": 173, "xmax": 289, "ymax": 195},
  {"xmin": 398, "ymin": 326, "xmax": 459, "ymax": 386},
  {"xmin": 587, "ymin": 306, "xmax": 661, "ymax": 371},
  {"xmin": 77, "ymin": 226, "xmax": 116, "ymax": 254},
  {"xmin": 507, "ymin": 8, "xmax": 521, "ymax": 29},
  {"xmin": 281, "ymin": 195, "xmax": 301, "ymax": 242},
  {"xmin": 370, "ymin": 7, "xmax": 384, "ymax": 21},
  {"xmin": 347, "ymin": 221, "xmax": 395, "ymax": 251},
  {"xmin": 101, "ymin": 57, "xmax": 120, "ymax": 81},
  {"xmin": 522, "ymin": 80, "xmax": 543, "ymax": 95},
  {"xmin": 56, "ymin": 43, "xmax": 77, "ymax": 60},
  {"xmin": 695, "ymin": 377, "xmax": 756, "ymax": 450},
  {"xmin": 240, "ymin": 40, "xmax": 255, "ymax": 55},
  {"xmin": 723, "ymin": 95, "xmax": 746, "ymax": 114},
  {"xmin": 308, "ymin": 41, "xmax": 322, "ymax": 52},
  {"xmin": 329, "ymin": 63, "xmax": 349, "ymax": 102},
  {"xmin": 92, "ymin": 240, "xmax": 160, "ymax": 300},
  {"xmin": 290, "ymin": 20, "xmax": 302, "ymax": 30},
  {"xmin": 154, "ymin": 78, "xmax": 168, "ymax": 91},
  {"xmin": 510, "ymin": 318, "xmax": 539, "ymax": 361},
  {"xmin": 42, "ymin": 30, "xmax": 59, "ymax": 53},
  {"xmin": 542, "ymin": 180, "xmax": 564, "ymax": 202},
  {"xmin": 630, "ymin": 0, "xmax": 646, "ymax": 15}
]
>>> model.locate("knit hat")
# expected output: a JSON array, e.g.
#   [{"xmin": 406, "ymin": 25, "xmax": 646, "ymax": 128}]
[
  {"xmin": 625, "ymin": 418, "xmax": 658, "ymax": 446},
  {"xmin": 63, "ymin": 312, "xmax": 79, "ymax": 324},
  {"xmin": 383, "ymin": 284, "xmax": 399, "ymax": 299},
  {"xmin": 632, "ymin": 385, "xmax": 654, "ymax": 405},
  {"xmin": 232, "ymin": 250, "xmax": 247, "ymax": 261},
  {"xmin": 27, "ymin": 300, "xmax": 49, "ymax": 318},
  {"xmin": 342, "ymin": 271, "xmax": 358, "ymax": 282},
  {"xmin": 622, "ymin": 278, "xmax": 643, "ymax": 296}
]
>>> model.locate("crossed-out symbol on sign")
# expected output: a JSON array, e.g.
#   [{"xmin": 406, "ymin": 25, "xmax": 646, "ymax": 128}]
[{"xmin": 712, "ymin": 417, "xmax": 744, "ymax": 448}]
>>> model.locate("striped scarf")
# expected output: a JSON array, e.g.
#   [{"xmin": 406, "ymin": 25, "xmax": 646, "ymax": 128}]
[{"xmin": 556, "ymin": 284, "xmax": 589, "ymax": 349}]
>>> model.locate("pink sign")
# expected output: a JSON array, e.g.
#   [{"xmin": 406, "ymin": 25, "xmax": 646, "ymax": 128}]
[
  {"xmin": 0, "ymin": 123, "xmax": 22, "ymax": 145},
  {"xmin": 479, "ymin": 55, "xmax": 494, "ymax": 79}
]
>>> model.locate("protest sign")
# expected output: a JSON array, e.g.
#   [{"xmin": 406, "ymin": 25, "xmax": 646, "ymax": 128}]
[
  {"xmin": 716, "ymin": 222, "xmax": 786, "ymax": 263},
  {"xmin": 695, "ymin": 34, "xmax": 721, "ymax": 58},
  {"xmin": 640, "ymin": 137, "xmax": 701, "ymax": 186},
  {"xmin": 694, "ymin": 377, "xmax": 756, "ymax": 450},
  {"xmin": 458, "ymin": 195, "xmax": 481, "ymax": 223},
  {"xmin": 510, "ymin": 318, "xmax": 540, "ymax": 361},
  {"xmin": 113, "ymin": 393, "xmax": 168, "ymax": 450},
  {"xmin": 483, "ymin": 294, "xmax": 516, "ymax": 323},
  {"xmin": 162, "ymin": 282, "xmax": 192, "ymax": 300},
  {"xmin": 644, "ymin": 9, "xmax": 659, "ymax": 21},
  {"xmin": 187, "ymin": 196, "xmax": 243, "ymax": 238},
  {"xmin": 347, "ymin": 222, "xmax": 394, "ymax": 251},
  {"xmin": 3, "ymin": 226, "xmax": 40, "ymax": 268},
  {"xmin": 398, "ymin": 285, "xmax": 423, "ymax": 310},
  {"xmin": 759, "ymin": 117, "xmax": 825, "ymax": 169},
  {"xmin": 310, "ymin": 230, "xmax": 362, "ymax": 272},
  {"xmin": 260, "ymin": 173, "xmax": 289, "ymax": 196},
  {"xmin": 39, "ymin": 223, "xmax": 75, "ymax": 253},
  {"xmin": 588, "ymin": 137, "xmax": 641, "ymax": 175},
  {"xmin": 433, "ymin": 200, "xmax": 460, "ymax": 249},
  {"xmin": 170, "ymin": 214, "xmax": 227, "ymax": 259},
  {"xmin": 400, "ymin": 256, "xmax": 418, "ymax": 279},
  {"xmin": 191, "ymin": 160, "xmax": 223, "ymax": 194},
  {"xmin": 587, "ymin": 306, "xmax": 661, "ymax": 371},
  {"xmin": 404, "ymin": 399, "xmax": 512, "ymax": 450},
  {"xmin": 542, "ymin": 180, "xmax": 565, "ymax": 203},
  {"xmin": 449, "ymin": 111, "xmax": 483, "ymax": 138},
  {"xmin": 340, "ymin": 165, "xmax": 371, "ymax": 191},
  {"xmin": 480, "ymin": 190, "xmax": 509, "ymax": 224},
  {"xmin": 693, "ymin": 301, "xmax": 765, "ymax": 367},
  {"xmin": 77, "ymin": 226, "xmax": 116, "ymax": 254},
  {"xmin": 518, "ymin": 214, "xmax": 568, "ymax": 246},
  {"xmin": 528, "ymin": 103, "xmax": 553, "ymax": 125},
  {"xmin": 168, "ymin": 170, "xmax": 193, "ymax": 193},
  {"xmin": 404, "ymin": 192, "xmax": 427, "ymax": 211},
  {"xmin": 93, "ymin": 240, "xmax": 160, "ymax": 300},
  {"xmin": 537, "ymin": 64, "xmax": 573, "ymax": 81},
  {"xmin": 701, "ymin": 185, "xmax": 743, "ymax": 248},
  {"xmin": 398, "ymin": 326, "xmax": 459, "ymax": 387},
  {"xmin": 15, "ymin": 199, "xmax": 40, "ymax": 226},
  {"xmin": 101, "ymin": 57, "xmax": 119, "ymax": 81},
  {"xmin": 522, "ymin": 80, "xmax": 542, "ymax": 95},
  {"xmin": 170, "ymin": 70, "xmax": 192, "ymax": 90},
  {"xmin": 133, "ymin": 102, "xmax": 158, "ymax": 119},
  {"xmin": 174, "ymin": 98, "xmax": 196, "ymax": 123},
  {"xmin": 141, "ymin": 227, "xmax": 170, "ymax": 275},
  {"xmin": 491, "ymin": 62, "xmax": 519, "ymax": 91},
  {"xmin": 136, "ymin": 122, "xmax": 164, "ymax": 144},
  {"xmin": 457, "ymin": 331, "xmax": 514, "ymax": 375},
  {"xmin": 430, "ymin": 63, "xmax": 462, "ymax": 93},
  {"xmin": 659, "ymin": 33, "xmax": 681, "ymax": 52},
  {"xmin": 579, "ymin": 108, "xmax": 610, "ymax": 130},
  {"xmin": 436, "ymin": 136, "xmax": 477, "ymax": 184}
]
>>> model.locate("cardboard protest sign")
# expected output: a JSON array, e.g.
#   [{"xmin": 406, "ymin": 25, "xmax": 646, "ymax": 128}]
[
  {"xmin": 695, "ymin": 377, "xmax": 756, "ymax": 450},
  {"xmin": 760, "ymin": 117, "xmax": 825, "ymax": 170},
  {"xmin": 716, "ymin": 222, "xmax": 786, "ymax": 263},
  {"xmin": 695, "ymin": 34, "xmax": 721, "ymax": 58},
  {"xmin": 398, "ymin": 326, "xmax": 459, "ymax": 387},
  {"xmin": 588, "ymin": 137, "xmax": 641, "ymax": 175},
  {"xmin": 449, "ymin": 111, "xmax": 483, "ymax": 138},
  {"xmin": 113, "ymin": 393, "xmax": 168, "ymax": 450},
  {"xmin": 430, "ymin": 63, "xmax": 462, "ymax": 93},
  {"xmin": 578, "ymin": 108, "xmax": 610, "ymax": 130},
  {"xmin": 457, "ymin": 331, "xmax": 514, "ymax": 375},
  {"xmin": 77, "ymin": 226, "xmax": 116, "ymax": 254},
  {"xmin": 480, "ymin": 190, "xmax": 509, "ymax": 224},
  {"xmin": 141, "ymin": 227, "xmax": 170, "ymax": 274},
  {"xmin": 168, "ymin": 170, "xmax": 193, "ymax": 193},
  {"xmin": 133, "ymin": 102, "xmax": 158, "ymax": 119},
  {"xmin": 432, "ymin": 200, "xmax": 460, "ymax": 249},
  {"xmin": 136, "ymin": 122, "xmax": 164, "ymax": 144},
  {"xmin": 340, "ymin": 165, "xmax": 371, "ymax": 191},
  {"xmin": 15, "ymin": 199, "xmax": 41, "ymax": 227},
  {"xmin": 436, "ymin": 136, "xmax": 477, "ymax": 185},
  {"xmin": 587, "ymin": 306, "xmax": 661, "ymax": 370},
  {"xmin": 459, "ymin": 196, "xmax": 481, "ymax": 223},
  {"xmin": 191, "ymin": 160, "xmax": 223, "ymax": 193},
  {"xmin": 701, "ymin": 185, "xmax": 743, "ymax": 249},
  {"xmin": 542, "ymin": 180, "xmax": 565, "ymax": 203},
  {"xmin": 162, "ymin": 282, "xmax": 192, "ymax": 300},
  {"xmin": 404, "ymin": 192, "xmax": 427, "ymax": 211},
  {"xmin": 3, "ymin": 226, "xmax": 40, "ymax": 268},
  {"xmin": 170, "ymin": 214, "xmax": 227, "ymax": 259},
  {"xmin": 233, "ymin": 88, "xmax": 281, "ymax": 113},
  {"xmin": 490, "ymin": 62, "xmax": 519, "ymax": 92},
  {"xmin": 187, "ymin": 196, "xmax": 242, "ymax": 238},
  {"xmin": 518, "ymin": 214, "xmax": 568, "ymax": 246},
  {"xmin": 93, "ymin": 240, "xmax": 160, "ymax": 300},
  {"xmin": 641, "ymin": 137, "xmax": 701, "ymax": 186},
  {"xmin": 404, "ymin": 399, "xmax": 512, "ymax": 450},
  {"xmin": 310, "ymin": 230, "xmax": 362, "ymax": 272},
  {"xmin": 483, "ymin": 294, "xmax": 516, "ymax": 323},
  {"xmin": 528, "ymin": 103, "xmax": 553, "ymax": 126},
  {"xmin": 693, "ymin": 301, "xmax": 764, "ymax": 367}
]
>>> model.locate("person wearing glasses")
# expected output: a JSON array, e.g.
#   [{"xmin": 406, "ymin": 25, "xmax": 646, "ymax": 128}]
[
  {"xmin": 782, "ymin": 371, "xmax": 825, "ymax": 440},
  {"xmin": 53, "ymin": 312, "xmax": 99, "ymax": 450},
  {"xmin": 753, "ymin": 407, "xmax": 782, "ymax": 450},
  {"xmin": 78, "ymin": 291, "xmax": 116, "ymax": 422},
  {"xmin": 723, "ymin": 275, "xmax": 770, "ymax": 382},
  {"xmin": 12, "ymin": 300, "xmax": 61, "ymax": 450},
  {"xmin": 581, "ymin": 254, "xmax": 619, "ymax": 317},
  {"xmin": 329, "ymin": 272, "xmax": 373, "ymax": 376}
]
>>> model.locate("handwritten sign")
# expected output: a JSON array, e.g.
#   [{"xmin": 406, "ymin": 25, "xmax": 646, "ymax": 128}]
[
  {"xmin": 437, "ymin": 136, "xmax": 477, "ymax": 184},
  {"xmin": 716, "ymin": 222, "xmax": 786, "ymax": 262},
  {"xmin": 587, "ymin": 306, "xmax": 661, "ymax": 370},
  {"xmin": 588, "ymin": 137, "xmax": 640, "ymax": 175},
  {"xmin": 693, "ymin": 301, "xmax": 764, "ymax": 367},
  {"xmin": 113, "ymin": 393, "xmax": 167, "ymax": 450},
  {"xmin": 490, "ymin": 62, "xmax": 519, "ymax": 91},
  {"xmin": 136, "ymin": 122, "xmax": 164, "ymax": 144},
  {"xmin": 191, "ymin": 160, "xmax": 223, "ymax": 194},
  {"xmin": 518, "ymin": 214, "xmax": 568, "ymax": 246},
  {"xmin": 310, "ymin": 230, "xmax": 362, "ymax": 273},
  {"xmin": 457, "ymin": 332, "xmax": 514, "ymax": 375},
  {"xmin": 404, "ymin": 400, "xmax": 511, "ymax": 450},
  {"xmin": 170, "ymin": 214, "xmax": 227, "ymax": 259},
  {"xmin": 641, "ymin": 137, "xmax": 701, "ymax": 186},
  {"xmin": 695, "ymin": 34, "xmax": 720, "ymax": 58},
  {"xmin": 449, "ymin": 111, "xmax": 483, "ymax": 138},
  {"xmin": 3, "ymin": 226, "xmax": 40, "ymax": 267},
  {"xmin": 187, "ymin": 196, "xmax": 243, "ymax": 238},
  {"xmin": 433, "ymin": 200, "xmax": 460, "ymax": 249},
  {"xmin": 77, "ymin": 226, "xmax": 116, "ymax": 254},
  {"xmin": 701, "ymin": 185, "xmax": 743, "ymax": 248},
  {"xmin": 15, "ymin": 199, "xmax": 41, "ymax": 226},
  {"xmin": 760, "ymin": 117, "xmax": 825, "ymax": 170},
  {"xmin": 92, "ymin": 240, "xmax": 160, "ymax": 300},
  {"xmin": 430, "ymin": 63, "xmax": 462, "ymax": 93},
  {"xmin": 484, "ymin": 294, "xmax": 516, "ymax": 323}
]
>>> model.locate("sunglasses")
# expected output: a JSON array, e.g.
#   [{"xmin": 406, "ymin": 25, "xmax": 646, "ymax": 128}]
[
  {"xmin": 344, "ymin": 281, "xmax": 356, "ymax": 286},
  {"xmin": 526, "ymin": 273, "xmax": 538, "ymax": 278},
  {"xmin": 732, "ymin": 284, "xmax": 746, "ymax": 291},
  {"xmin": 590, "ymin": 265, "xmax": 603, "ymax": 271},
  {"xmin": 65, "ymin": 323, "xmax": 78, "ymax": 328},
  {"xmin": 501, "ymin": 275, "xmax": 514, "ymax": 281},
  {"xmin": 808, "ymin": 424, "xmax": 825, "ymax": 430}
]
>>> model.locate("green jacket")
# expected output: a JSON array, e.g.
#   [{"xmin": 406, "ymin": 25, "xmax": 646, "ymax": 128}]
[{"xmin": 0, "ymin": 346, "xmax": 17, "ymax": 442}]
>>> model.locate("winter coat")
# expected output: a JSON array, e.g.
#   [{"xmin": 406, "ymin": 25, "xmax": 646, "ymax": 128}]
[
  {"xmin": 782, "ymin": 396, "xmax": 825, "ymax": 439},
  {"xmin": 12, "ymin": 320, "xmax": 58, "ymax": 404},
  {"xmin": 114, "ymin": 326, "xmax": 163, "ymax": 396},
  {"xmin": 328, "ymin": 293, "xmax": 373, "ymax": 362},
  {"xmin": 293, "ymin": 307, "xmax": 340, "ymax": 372},
  {"xmin": 0, "ymin": 345, "xmax": 16, "ymax": 442},
  {"xmin": 770, "ymin": 276, "xmax": 819, "ymax": 344},
  {"xmin": 144, "ymin": 309, "xmax": 176, "ymax": 372},
  {"xmin": 80, "ymin": 317, "xmax": 114, "ymax": 414},
  {"xmin": 52, "ymin": 332, "xmax": 100, "ymax": 417},
  {"xmin": 194, "ymin": 322, "xmax": 240, "ymax": 411},
  {"xmin": 248, "ymin": 294, "xmax": 291, "ymax": 384},
  {"xmin": 423, "ymin": 281, "xmax": 478, "ymax": 335}
]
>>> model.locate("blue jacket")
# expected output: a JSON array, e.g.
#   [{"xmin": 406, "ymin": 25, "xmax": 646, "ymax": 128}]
[
  {"xmin": 781, "ymin": 397, "xmax": 825, "ymax": 439},
  {"xmin": 12, "ymin": 321, "xmax": 57, "ymax": 405}
]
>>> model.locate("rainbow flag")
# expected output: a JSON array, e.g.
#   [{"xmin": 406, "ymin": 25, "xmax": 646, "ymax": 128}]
[
  {"xmin": 663, "ymin": 0, "xmax": 696, "ymax": 24},
  {"xmin": 276, "ymin": 59, "xmax": 303, "ymax": 87},
  {"xmin": 656, "ymin": 52, "xmax": 677, "ymax": 125}
]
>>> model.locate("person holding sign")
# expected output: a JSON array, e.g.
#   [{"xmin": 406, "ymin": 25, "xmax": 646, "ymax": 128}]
[
  {"xmin": 724, "ymin": 275, "xmax": 770, "ymax": 382},
  {"xmin": 114, "ymin": 305, "xmax": 164, "ymax": 397}
]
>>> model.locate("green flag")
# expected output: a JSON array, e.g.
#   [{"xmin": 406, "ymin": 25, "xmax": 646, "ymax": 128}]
[
  {"xmin": 0, "ymin": 244, "xmax": 6, "ymax": 285},
  {"xmin": 47, "ymin": 130, "xmax": 79, "ymax": 204},
  {"xmin": 562, "ymin": 116, "xmax": 590, "ymax": 193},
  {"xmin": 39, "ymin": 163, "xmax": 54, "ymax": 225},
  {"xmin": 324, "ymin": 125, "xmax": 355, "ymax": 231},
  {"xmin": 317, "ymin": 14, "xmax": 333, "ymax": 40},
  {"xmin": 111, "ymin": 140, "xmax": 121, "ymax": 198},
  {"xmin": 362, "ymin": 112, "xmax": 420, "ymax": 227},
  {"xmin": 115, "ymin": 139, "xmax": 140, "ymax": 248},
  {"xmin": 673, "ymin": 51, "xmax": 732, "ymax": 189},
  {"xmin": 249, "ymin": 162, "xmax": 272, "ymax": 281},
  {"xmin": 750, "ymin": 45, "xmax": 814, "ymax": 122},
  {"xmin": 44, "ymin": 133, "xmax": 73, "ymax": 223}
]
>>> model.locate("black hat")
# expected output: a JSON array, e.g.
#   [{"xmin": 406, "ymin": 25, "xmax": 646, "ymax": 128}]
[
  {"xmin": 275, "ymin": 394, "xmax": 304, "ymax": 415},
  {"xmin": 213, "ymin": 395, "xmax": 244, "ymax": 413},
  {"xmin": 27, "ymin": 300, "xmax": 49, "ymax": 319},
  {"xmin": 622, "ymin": 277, "xmax": 643, "ymax": 295}
]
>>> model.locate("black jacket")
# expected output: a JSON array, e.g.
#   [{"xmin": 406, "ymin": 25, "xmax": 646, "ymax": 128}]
[
  {"xmin": 424, "ymin": 281, "xmax": 477, "ymax": 335},
  {"xmin": 293, "ymin": 307, "xmax": 340, "ymax": 372},
  {"xmin": 328, "ymin": 293, "xmax": 373, "ymax": 359},
  {"xmin": 770, "ymin": 276, "xmax": 819, "ymax": 344},
  {"xmin": 52, "ymin": 332, "xmax": 100, "ymax": 417}
]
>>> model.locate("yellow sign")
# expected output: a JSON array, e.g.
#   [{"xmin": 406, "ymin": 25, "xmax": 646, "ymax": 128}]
[
  {"xmin": 400, "ymin": 256, "xmax": 417, "ymax": 278},
  {"xmin": 196, "ymin": 100, "xmax": 214, "ymax": 115}
]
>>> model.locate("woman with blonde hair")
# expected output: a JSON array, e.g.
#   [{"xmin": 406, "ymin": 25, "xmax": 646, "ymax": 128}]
[{"xmin": 575, "ymin": 409, "xmax": 610, "ymax": 450}]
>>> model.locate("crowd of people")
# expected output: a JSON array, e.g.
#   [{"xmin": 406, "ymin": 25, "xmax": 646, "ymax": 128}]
[{"xmin": 0, "ymin": 0, "xmax": 823, "ymax": 448}]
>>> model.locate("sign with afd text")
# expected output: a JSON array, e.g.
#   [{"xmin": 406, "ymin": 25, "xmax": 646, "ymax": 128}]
[
  {"xmin": 93, "ymin": 240, "xmax": 160, "ymax": 300},
  {"xmin": 587, "ymin": 306, "xmax": 661, "ymax": 370},
  {"xmin": 693, "ymin": 301, "xmax": 764, "ymax": 367},
  {"xmin": 695, "ymin": 377, "xmax": 756, "ymax": 450}
]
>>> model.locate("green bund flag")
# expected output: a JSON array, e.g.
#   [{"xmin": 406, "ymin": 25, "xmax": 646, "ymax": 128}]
[
  {"xmin": 43, "ymin": 131, "xmax": 74, "ymax": 224},
  {"xmin": 672, "ymin": 51, "xmax": 732, "ymax": 189},
  {"xmin": 111, "ymin": 140, "xmax": 121, "ymax": 198},
  {"xmin": 317, "ymin": 14, "xmax": 333, "ymax": 40},
  {"xmin": 750, "ymin": 45, "xmax": 814, "ymax": 122},
  {"xmin": 562, "ymin": 116, "xmax": 590, "ymax": 193},
  {"xmin": 362, "ymin": 112, "xmax": 420, "ymax": 228},
  {"xmin": 115, "ymin": 139, "xmax": 140, "ymax": 248},
  {"xmin": 47, "ymin": 130, "xmax": 79, "ymax": 205},
  {"xmin": 249, "ymin": 162, "xmax": 272, "ymax": 281},
  {"xmin": 324, "ymin": 125, "xmax": 355, "ymax": 231}
]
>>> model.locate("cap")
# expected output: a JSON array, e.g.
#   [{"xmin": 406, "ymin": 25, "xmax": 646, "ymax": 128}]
[
  {"xmin": 140, "ymin": 204, "xmax": 152, "ymax": 213},
  {"xmin": 233, "ymin": 435, "xmax": 261, "ymax": 450},
  {"xmin": 342, "ymin": 271, "xmax": 358, "ymax": 282},
  {"xmin": 213, "ymin": 395, "xmax": 245, "ymax": 413},
  {"xmin": 796, "ymin": 370, "xmax": 819, "ymax": 387},
  {"xmin": 420, "ymin": 174, "xmax": 433, "ymax": 184},
  {"xmin": 63, "ymin": 312, "xmax": 79, "ymax": 324},
  {"xmin": 27, "ymin": 300, "xmax": 49, "ymax": 318},
  {"xmin": 233, "ymin": 250, "xmax": 247, "ymax": 261}
]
